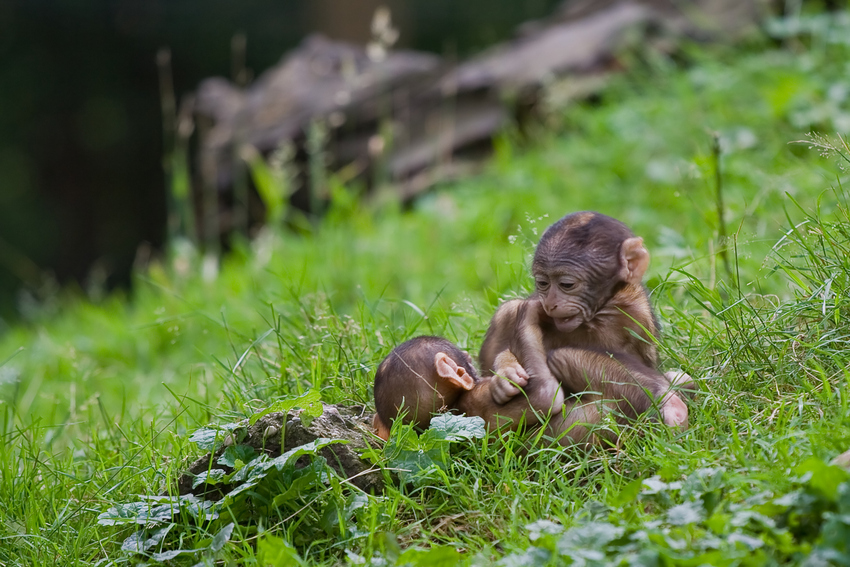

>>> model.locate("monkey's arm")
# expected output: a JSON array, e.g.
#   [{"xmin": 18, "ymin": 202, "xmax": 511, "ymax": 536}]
[
  {"xmin": 479, "ymin": 300, "xmax": 529, "ymax": 404},
  {"xmin": 480, "ymin": 299, "xmax": 564, "ymax": 411},
  {"xmin": 548, "ymin": 347, "xmax": 688, "ymax": 428}
]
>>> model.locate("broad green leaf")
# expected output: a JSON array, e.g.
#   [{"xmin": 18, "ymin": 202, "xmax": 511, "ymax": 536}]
[
  {"xmin": 271, "ymin": 459, "xmax": 327, "ymax": 508},
  {"xmin": 120, "ymin": 525, "xmax": 173, "ymax": 553},
  {"xmin": 797, "ymin": 457, "xmax": 850, "ymax": 502},
  {"xmin": 218, "ymin": 444, "xmax": 258, "ymax": 469},
  {"xmin": 266, "ymin": 438, "xmax": 346, "ymax": 471},
  {"xmin": 257, "ymin": 534, "xmax": 307, "ymax": 566},
  {"xmin": 388, "ymin": 448, "xmax": 443, "ymax": 482},
  {"xmin": 498, "ymin": 547, "xmax": 552, "ymax": 567},
  {"xmin": 642, "ymin": 476, "xmax": 683, "ymax": 495},
  {"xmin": 188, "ymin": 422, "xmax": 243, "ymax": 451},
  {"xmin": 97, "ymin": 501, "xmax": 176, "ymax": 526},
  {"xmin": 728, "ymin": 533, "xmax": 764, "ymax": 550},
  {"xmin": 428, "ymin": 413, "xmax": 486, "ymax": 441},
  {"xmin": 397, "ymin": 545, "xmax": 463, "ymax": 566},
  {"xmin": 729, "ymin": 510, "xmax": 776, "ymax": 530},
  {"xmin": 210, "ymin": 522, "xmax": 235, "ymax": 552},
  {"xmin": 223, "ymin": 480, "xmax": 260, "ymax": 501},
  {"xmin": 151, "ymin": 548, "xmax": 196, "ymax": 561},
  {"xmin": 192, "ymin": 468, "xmax": 227, "ymax": 489},
  {"xmin": 187, "ymin": 427, "xmax": 223, "ymax": 452},
  {"xmin": 249, "ymin": 390, "xmax": 323, "ymax": 426},
  {"xmin": 527, "ymin": 519, "xmax": 564, "ymax": 541},
  {"xmin": 557, "ymin": 521, "xmax": 625, "ymax": 551},
  {"xmin": 183, "ymin": 498, "xmax": 219, "ymax": 522},
  {"xmin": 666, "ymin": 501, "xmax": 704, "ymax": 526}
]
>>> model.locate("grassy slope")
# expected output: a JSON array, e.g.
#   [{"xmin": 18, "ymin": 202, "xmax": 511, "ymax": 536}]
[{"xmin": 3, "ymin": 14, "xmax": 850, "ymax": 564}]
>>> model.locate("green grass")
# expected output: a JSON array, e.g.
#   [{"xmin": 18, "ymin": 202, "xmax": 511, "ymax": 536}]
[{"xmin": 3, "ymin": 12, "xmax": 850, "ymax": 565}]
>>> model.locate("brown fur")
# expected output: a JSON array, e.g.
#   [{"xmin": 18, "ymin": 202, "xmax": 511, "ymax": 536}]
[
  {"xmin": 479, "ymin": 211, "xmax": 691, "ymax": 445},
  {"xmin": 373, "ymin": 336, "xmax": 477, "ymax": 439},
  {"xmin": 373, "ymin": 336, "xmax": 561, "ymax": 440}
]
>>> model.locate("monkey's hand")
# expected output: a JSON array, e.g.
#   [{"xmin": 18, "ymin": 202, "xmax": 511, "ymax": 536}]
[{"xmin": 490, "ymin": 350, "xmax": 529, "ymax": 404}]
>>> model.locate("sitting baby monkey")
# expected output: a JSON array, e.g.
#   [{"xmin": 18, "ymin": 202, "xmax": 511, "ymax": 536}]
[
  {"xmin": 373, "ymin": 213, "xmax": 694, "ymax": 445},
  {"xmin": 480, "ymin": 211, "xmax": 694, "ymax": 444}
]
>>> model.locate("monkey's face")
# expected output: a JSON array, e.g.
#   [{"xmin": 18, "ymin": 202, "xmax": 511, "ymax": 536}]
[{"xmin": 533, "ymin": 271, "xmax": 590, "ymax": 333}]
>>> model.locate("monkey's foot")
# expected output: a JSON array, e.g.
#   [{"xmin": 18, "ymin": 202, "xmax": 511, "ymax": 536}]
[
  {"xmin": 660, "ymin": 394, "xmax": 688, "ymax": 429},
  {"xmin": 665, "ymin": 370, "xmax": 697, "ymax": 399}
]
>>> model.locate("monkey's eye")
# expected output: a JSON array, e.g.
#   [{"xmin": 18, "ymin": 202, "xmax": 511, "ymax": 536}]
[
  {"xmin": 558, "ymin": 282, "xmax": 575, "ymax": 292},
  {"xmin": 536, "ymin": 280, "xmax": 549, "ymax": 290}
]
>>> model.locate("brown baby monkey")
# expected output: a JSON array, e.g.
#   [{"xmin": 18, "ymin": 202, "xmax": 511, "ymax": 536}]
[
  {"xmin": 479, "ymin": 211, "xmax": 692, "ymax": 443},
  {"xmin": 372, "ymin": 336, "xmax": 478, "ymax": 440},
  {"xmin": 373, "ymin": 335, "xmax": 555, "ymax": 440}
]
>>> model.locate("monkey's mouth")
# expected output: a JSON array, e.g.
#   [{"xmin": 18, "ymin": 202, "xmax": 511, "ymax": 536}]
[{"xmin": 553, "ymin": 316, "xmax": 583, "ymax": 333}]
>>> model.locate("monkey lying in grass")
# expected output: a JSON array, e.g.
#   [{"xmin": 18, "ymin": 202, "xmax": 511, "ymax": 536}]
[
  {"xmin": 372, "ymin": 336, "xmax": 476, "ymax": 439},
  {"xmin": 372, "ymin": 336, "xmax": 539, "ymax": 440}
]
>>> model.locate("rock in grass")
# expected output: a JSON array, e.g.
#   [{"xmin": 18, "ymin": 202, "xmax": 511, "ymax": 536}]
[{"xmin": 175, "ymin": 404, "xmax": 383, "ymax": 496}]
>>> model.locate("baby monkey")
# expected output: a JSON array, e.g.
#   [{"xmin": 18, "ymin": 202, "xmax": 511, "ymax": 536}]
[
  {"xmin": 373, "ymin": 336, "xmax": 555, "ymax": 440},
  {"xmin": 372, "ymin": 336, "xmax": 477, "ymax": 440},
  {"xmin": 480, "ymin": 211, "xmax": 693, "ymax": 444}
]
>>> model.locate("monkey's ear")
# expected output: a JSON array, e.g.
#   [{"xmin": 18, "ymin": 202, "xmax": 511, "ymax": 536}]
[
  {"xmin": 619, "ymin": 237, "xmax": 649, "ymax": 284},
  {"xmin": 434, "ymin": 353, "xmax": 475, "ymax": 390},
  {"xmin": 462, "ymin": 350, "xmax": 476, "ymax": 368}
]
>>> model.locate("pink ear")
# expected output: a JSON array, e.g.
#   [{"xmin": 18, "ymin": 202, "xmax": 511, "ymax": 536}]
[
  {"xmin": 619, "ymin": 237, "xmax": 649, "ymax": 284},
  {"xmin": 435, "ymin": 353, "xmax": 475, "ymax": 390}
]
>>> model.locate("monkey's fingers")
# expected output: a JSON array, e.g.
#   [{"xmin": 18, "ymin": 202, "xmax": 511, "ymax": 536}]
[
  {"xmin": 660, "ymin": 394, "xmax": 688, "ymax": 429},
  {"xmin": 503, "ymin": 364, "xmax": 529, "ymax": 386},
  {"xmin": 490, "ymin": 375, "xmax": 523, "ymax": 405}
]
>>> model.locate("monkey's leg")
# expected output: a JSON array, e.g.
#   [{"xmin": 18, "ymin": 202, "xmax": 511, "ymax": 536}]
[
  {"xmin": 665, "ymin": 370, "xmax": 697, "ymax": 399},
  {"xmin": 548, "ymin": 348, "xmax": 688, "ymax": 429},
  {"xmin": 545, "ymin": 395, "xmax": 609, "ymax": 447}
]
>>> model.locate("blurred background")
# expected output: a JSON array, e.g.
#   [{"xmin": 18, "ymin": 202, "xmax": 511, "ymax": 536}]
[{"xmin": 0, "ymin": 0, "xmax": 563, "ymax": 320}]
